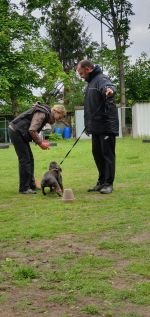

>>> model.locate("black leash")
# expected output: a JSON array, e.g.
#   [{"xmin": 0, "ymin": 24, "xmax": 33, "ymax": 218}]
[
  {"xmin": 59, "ymin": 98, "xmax": 104, "ymax": 165},
  {"xmin": 60, "ymin": 128, "xmax": 85, "ymax": 165}
]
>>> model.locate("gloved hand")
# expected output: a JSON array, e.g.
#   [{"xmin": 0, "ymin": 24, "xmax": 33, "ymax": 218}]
[{"xmin": 39, "ymin": 140, "xmax": 50, "ymax": 150}]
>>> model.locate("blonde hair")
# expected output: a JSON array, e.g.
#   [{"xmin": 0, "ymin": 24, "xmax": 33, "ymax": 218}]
[{"xmin": 51, "ymin": 104, "xmax": 67, "ymax": 116}]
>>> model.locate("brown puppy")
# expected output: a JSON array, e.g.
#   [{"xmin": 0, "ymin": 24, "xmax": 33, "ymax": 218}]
[{"xmin": 41, "ymin": 161, "xmax": 63, "ymax": 196}]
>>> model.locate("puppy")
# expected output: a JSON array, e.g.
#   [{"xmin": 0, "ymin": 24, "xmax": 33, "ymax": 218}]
[{"xmin": 41, "ymin": 161, "xmax": 63, "ymax": 196}]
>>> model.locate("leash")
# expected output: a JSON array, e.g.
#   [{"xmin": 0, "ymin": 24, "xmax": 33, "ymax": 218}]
[
  {"xmin": 60, "ymin": 128, "xmax": 85, "ymax": 165},
  {"xmin": 59, "ymin": 97, "xmax": 105, "ymax": 165}
]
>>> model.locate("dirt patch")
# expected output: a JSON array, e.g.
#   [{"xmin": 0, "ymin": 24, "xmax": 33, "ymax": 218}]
[
  {"xmin": 1, "ymin": 234, "xmax": 120, "ymax": 266},
  {"xmin": 129, "ymin": 232, "xmax": 150, "ymax": 243},
  {"xmin": 121, "ymin": 302, "xmax": 150, "ymax": 317},
  {"xmin": 0, "ymin": 234, "xmax": 149, "ymax": 317}
]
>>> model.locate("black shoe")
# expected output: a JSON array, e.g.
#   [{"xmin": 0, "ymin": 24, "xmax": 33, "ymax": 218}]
[
  {"xmin": 20, "ymin": 189, "xmax": 37, "ymax": 194},
  {"xmin": 100, "ymin": 185, "xmax": 113, "ymax": 194},
  {"xmin": 87, "ymin": 183, "xmax": 103, "ymax": 192}
]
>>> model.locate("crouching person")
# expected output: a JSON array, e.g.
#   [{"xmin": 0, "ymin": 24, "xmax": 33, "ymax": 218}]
[{"xmin": 8, "ymin": 103, "xmax": 66, "ymax": 194}]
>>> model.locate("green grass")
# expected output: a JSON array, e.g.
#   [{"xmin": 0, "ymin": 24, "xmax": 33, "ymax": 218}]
[
  {"xmin": 81, "ymin": 304, "xmax": 99, "ymax": 315},
  {"xmin": 0, "ymin": 137, "xmax": 150, "ymax": 316}
]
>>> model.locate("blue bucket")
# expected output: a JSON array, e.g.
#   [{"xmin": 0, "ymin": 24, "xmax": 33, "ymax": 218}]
[
  {"xmin": 63, "ymin": 127, "xmax": 72, "ymax": 139},
  {"xmin": 54, "ymin": 127, "xmax": 63, "ymax": 136}
]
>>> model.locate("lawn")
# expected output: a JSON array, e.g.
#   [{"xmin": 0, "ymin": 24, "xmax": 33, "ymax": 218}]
[{"xmin": 0, "ymin": 137, "xmax": 150, "ymax": 317}]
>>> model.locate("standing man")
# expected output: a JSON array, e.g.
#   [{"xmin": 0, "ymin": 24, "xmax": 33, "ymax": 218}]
[
  {"xmin": 76, "ymin": 60, "xmax": 119, "ymax": 194},
  {"xmin": 8, "ymin": 103, "xmax": 66, "ymax": 194}
]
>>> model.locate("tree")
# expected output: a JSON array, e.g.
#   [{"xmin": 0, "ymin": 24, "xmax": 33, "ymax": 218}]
[
  {"xmin": 0, "ymin": 0, "xmax": 39, "ymax": 115},
  {"xmin": 44, "ymin": 0, "xmax": 101, "ymax": 111},
  {"xmin": 63, "ymin": 70, "xmax": 85, "ymax": 111},
  {"xmin": 94, "ymin": 46, "xmax": 129, "ymax": 102},
  {"xmin": 24, "ymin": 0, "xmax": 101, "ymax": 112},
  {"xmin": 0, "ymin": 1, "xmax": 65, "ymax": 115},
  {"xmin": 1, "ymin": 0, "xmax": 80, "ymax": 116},
  {"xmin": 46, "ymin": 0, "xmax": 92, "ymax": 71},
  {"xmin": 125, "ymin": 53, "xmax": 150, "ymax": 105},
  {"xmin": 21, "ymin": 39, "xmax": 67, "ymax": 105},
  {"xmin": 74, "ymin": 0, "xmax": 134, "ymax": 133}
]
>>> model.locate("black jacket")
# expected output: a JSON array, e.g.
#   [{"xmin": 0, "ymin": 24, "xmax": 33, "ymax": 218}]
[
  {"xmin": 84, "ymin": 65, "xmax": 119, "ymax": 136},
  {"xmin": 10, "ymin": 104, "xmax": 51, "ymax": 142}
]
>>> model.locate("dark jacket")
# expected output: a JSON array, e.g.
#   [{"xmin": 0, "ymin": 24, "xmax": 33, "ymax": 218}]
[
  {"xmin": 10, "ymin": 104, "xmax": 51, "ymax": 142},
  {"xmin": 84, "ymin": 65, "xmax": 119, "ymax": 136}
]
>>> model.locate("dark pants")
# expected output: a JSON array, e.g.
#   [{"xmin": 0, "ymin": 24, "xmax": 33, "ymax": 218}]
[
  {"xmin": 8, "ymin": 128, "xmax": 36, "ymax": 192},
  {"xmin": 92, "ymin": 134, "xmax": 116, "ymax": 186}
]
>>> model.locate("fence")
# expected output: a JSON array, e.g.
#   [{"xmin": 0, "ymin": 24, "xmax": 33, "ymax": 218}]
[
  {"xmin": 132, "ymin": 102, "xmax": 150, "ymax": 137},
  {"xmin": 0, "ymin": 119, "xmax": 10, "ymax": 143}
]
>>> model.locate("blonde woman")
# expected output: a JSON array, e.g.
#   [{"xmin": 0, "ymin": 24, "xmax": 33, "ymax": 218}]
[{"xmin": 8, "ymin": 102, "xmax": 66, "ymax": 194}]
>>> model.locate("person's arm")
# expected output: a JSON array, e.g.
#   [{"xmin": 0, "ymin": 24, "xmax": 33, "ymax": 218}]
[{"xmin": 29, "ymin": 112, "xmax": 50, "ymax": 149}]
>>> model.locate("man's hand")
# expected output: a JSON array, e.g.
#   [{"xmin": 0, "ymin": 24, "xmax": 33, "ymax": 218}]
[
  {"xmin": 105, "ymin": 87, "xmax": 114, "ymax": 97},
  {"xmin": 39, "ymin": 140, "xmax": 50, "ymax": 150}
]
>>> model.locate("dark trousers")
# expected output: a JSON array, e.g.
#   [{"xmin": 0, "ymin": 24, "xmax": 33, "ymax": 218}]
[
  {"xmin": 8, "ymin": 128, "xmax": 36, "ymax": 192},
  {"xmin": 92, "ymin": 134, "xmax": 116, "ymax": 186}
]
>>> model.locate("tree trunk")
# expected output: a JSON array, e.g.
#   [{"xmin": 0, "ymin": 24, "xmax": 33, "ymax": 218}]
[
  {"xmin": 113, "ymin": 39, "xmax": 126, "ymax": 135},
  {"xmin": 110, "ymin": 1, "xmax": 126, "ymax": 135},
  {"xmin": 118, "ymin": 58, "xmax": 126, "ymax": 135},
  {"xmin": 10, "ymin": 92, "xmax": 19, "ymax": 117}
]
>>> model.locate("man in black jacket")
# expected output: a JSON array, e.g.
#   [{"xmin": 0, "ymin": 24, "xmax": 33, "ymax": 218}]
[
  {"xmin": 8, "ymin": 103, "xmax": 66, "ymax": 194},
  {"xmin": 77, "ymin": 60, "xmax": 119, "ymax": 194}
]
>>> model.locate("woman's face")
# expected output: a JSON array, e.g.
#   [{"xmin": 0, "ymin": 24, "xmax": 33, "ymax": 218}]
[{"xmin": 53, "ymin": 109, "xmax": 64, "ymax": 120}]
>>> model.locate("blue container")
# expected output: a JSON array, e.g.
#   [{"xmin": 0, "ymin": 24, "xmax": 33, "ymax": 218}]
[
  {"xmin": 63, "ymin": 127, "xmax": 72, "ymax": 139},
  {"xmin": 54, "ymin": 127, "xmax": 63, "ymax": 136}
]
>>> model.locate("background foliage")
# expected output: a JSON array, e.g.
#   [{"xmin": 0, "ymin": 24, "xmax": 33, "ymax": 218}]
[{"xmin": 0, "ymin": 0, "xmax": 150, "ymax": 118}]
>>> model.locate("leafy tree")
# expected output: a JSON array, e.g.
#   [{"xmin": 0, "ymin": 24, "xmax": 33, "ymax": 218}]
[
  {"xmin": 25, "ymin": 0, "xmax": 100, "ymax": 112},
  {"xmin": 1, "ymin": 0, "xmax": 84, "ymax": 117},
  {"xmin": 125, "ymin": 53, "xmax": 150, "ymax": 105},
  {"xmin": 43, "ymin": 0, "xmax": 100, "ymax": 111},
  {"xmin": 20, "ymin": 0, "xmax": 150, "ymax": 122},
  {"xmin": 0, "ymin": 1, "xmax": 65, "ymax": 115},
  {"xmin": 95, "ymin": 46, "xmax": 129, "ymax": 101},
  {"xmin": 46, "ymin": 0, "xmax": 93, "ymax": 71},
  {"xmin": 0, "ymin": 0, "xmax": 39, "ymax": 115},
  {"xmin": 20, "ymin": 39, "xmax": 66, "ymax": 104},
  {"xmin": 26, "ymin": 0, "xmax": 52, "ymax": 11},
  {"xmin": 63, "ymin": 70, "xmax": 85, "ymax": 111}
]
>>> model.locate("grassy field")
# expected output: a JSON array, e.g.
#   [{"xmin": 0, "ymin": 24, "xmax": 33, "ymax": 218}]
[{"xmin": 0, "ymin": 137, "xmax": 150, "ymax": 317}]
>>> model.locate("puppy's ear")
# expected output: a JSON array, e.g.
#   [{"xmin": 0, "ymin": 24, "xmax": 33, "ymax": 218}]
[{"xmin": 59, "ymin": 167, "xmax": 62, "ymax": 172}]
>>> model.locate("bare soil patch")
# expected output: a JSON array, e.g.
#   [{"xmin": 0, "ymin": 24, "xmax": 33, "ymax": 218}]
[{"xmin": 0, "ymin": 234, "xmax": 149, "ymax": 317}]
